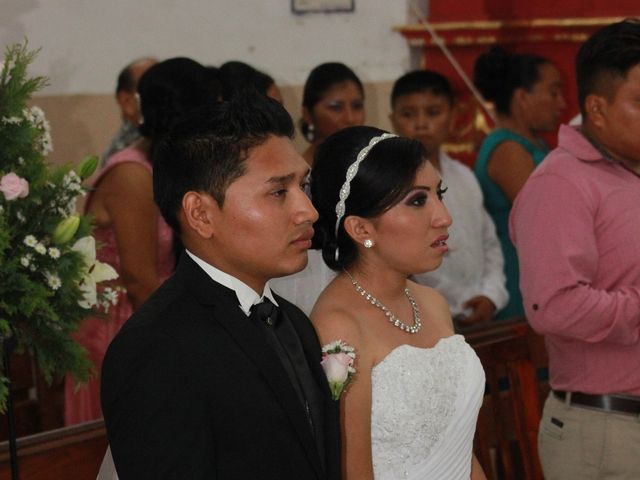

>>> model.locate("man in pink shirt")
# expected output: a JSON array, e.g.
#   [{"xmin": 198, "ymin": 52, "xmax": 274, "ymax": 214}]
[{"xmin": 510, "ymin": 19, "xmax": 640, "ymax": 479}]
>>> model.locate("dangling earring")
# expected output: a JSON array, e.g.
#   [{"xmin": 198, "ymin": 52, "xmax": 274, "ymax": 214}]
[
  {"xmin": 305, "ymin": 124, "xmax": 315, "ymax": 142},
  {"xmin": 363, "ymin": 239, "xmax": 374, "ymax": 249}
]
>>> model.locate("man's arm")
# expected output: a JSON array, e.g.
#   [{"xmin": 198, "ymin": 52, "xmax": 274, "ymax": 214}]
[{"xmin": 510, "ymin": 173, "xmax": 640, "ymax": 344}]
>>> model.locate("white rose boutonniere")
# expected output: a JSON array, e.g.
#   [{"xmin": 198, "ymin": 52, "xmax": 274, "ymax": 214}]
[{"xmin": 321, "ymin": 340, "xmax": 356, "ymax": 401}]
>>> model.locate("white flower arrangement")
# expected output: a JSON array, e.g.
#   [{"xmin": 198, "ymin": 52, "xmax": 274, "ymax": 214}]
[{"xmin": 0, "ymin": 41, "xmax": 120, "ymax": 410}]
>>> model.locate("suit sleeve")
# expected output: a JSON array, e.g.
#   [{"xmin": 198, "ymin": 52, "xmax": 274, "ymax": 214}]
[{"xmin": 101, "ymin": 327, "xmax": 216, "ymax": 479}]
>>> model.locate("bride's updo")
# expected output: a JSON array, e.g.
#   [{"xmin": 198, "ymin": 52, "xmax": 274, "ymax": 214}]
[{"xmin": 311, "ymin": 125, "xmax": 426, "ymax": 271}]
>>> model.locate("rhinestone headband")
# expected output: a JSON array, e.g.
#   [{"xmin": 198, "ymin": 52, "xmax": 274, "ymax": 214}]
[{"xmin": 334, "ymin": 132, "xmax": 397, "ymax": 261}]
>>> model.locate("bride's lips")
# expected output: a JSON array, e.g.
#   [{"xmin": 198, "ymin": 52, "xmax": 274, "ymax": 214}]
[
  {"xmin": 292, "ymin": 228, "xmax": 314, "ymax": 249},
  {"xmin": 430, "ymin": 234, "xmax": 449, "ymax": 253}
]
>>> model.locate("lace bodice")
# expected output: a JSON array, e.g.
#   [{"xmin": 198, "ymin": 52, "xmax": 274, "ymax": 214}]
[{"xmin": 371, "ymin": 335, "xmax": 484, "ymax": 479}]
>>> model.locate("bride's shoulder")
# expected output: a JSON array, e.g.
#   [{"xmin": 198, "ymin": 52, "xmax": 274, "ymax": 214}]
[
  {"xmin": 311, "ymin": 280, "xmax": 366, "ymax": 353},
  {"xmin": 408, "ymin": 280, "xmax": 454, "ymax": 330},
  {"xmin": 311, "ymin": 299, "xmax": 360, "ymax": 341},
  {"xmin": 408, "ymin": 279, "xmax": 447, "ymax": 305}
]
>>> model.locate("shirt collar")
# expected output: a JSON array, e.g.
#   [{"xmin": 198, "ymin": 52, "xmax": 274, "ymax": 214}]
[
  {"xmin": 559, "ymin": 124, "xmax": 608, "ymax": 163},
  {"xmin": 186, "ymin": 250, "xmax": 279, "ymax": 316}
]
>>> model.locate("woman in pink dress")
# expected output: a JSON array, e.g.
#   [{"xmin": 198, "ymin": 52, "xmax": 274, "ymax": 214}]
[{"xmin": 65, "ymin": 58, "xmax": 217, "ymax": 425}]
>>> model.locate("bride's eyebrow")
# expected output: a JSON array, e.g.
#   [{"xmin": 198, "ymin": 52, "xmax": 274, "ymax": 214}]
[{"xmin": 401, "ymin": 187, "xmax": 429, "ymax": 201}]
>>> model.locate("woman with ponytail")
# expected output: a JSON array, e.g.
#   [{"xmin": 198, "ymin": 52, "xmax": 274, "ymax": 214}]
[{"xmin": 473, "ymin": 47, "xmax": 566, "ymax": 319}]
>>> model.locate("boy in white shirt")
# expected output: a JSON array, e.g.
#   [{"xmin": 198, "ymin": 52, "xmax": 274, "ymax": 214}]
[{"xmin": 390, "ymin": 70, "xmax": 508, "ymax": 324}]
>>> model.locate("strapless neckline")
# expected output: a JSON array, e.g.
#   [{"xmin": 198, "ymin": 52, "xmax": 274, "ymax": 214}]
[{"xmin": 372, "ymin": 334, "xmax": 462, "ymax": 371}]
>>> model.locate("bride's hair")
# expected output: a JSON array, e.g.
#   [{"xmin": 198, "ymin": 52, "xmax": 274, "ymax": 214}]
[{"xmin": 311, "ymin": 125, "xmax": 426, "ymax": 271}]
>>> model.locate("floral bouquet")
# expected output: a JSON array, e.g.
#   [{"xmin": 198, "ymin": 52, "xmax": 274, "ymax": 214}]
[
  {"xmin": 321, "ymin": 340, "xmax": 356, "ymax": 401},
  {"xmin": 0, "ymin": 42, "xmax": 119, "ymax": 411}
]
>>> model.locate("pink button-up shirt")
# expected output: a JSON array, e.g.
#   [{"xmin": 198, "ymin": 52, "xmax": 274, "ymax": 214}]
[{"xmin": 510, "ymin": 124, "xmax": 640, "ymax": 395}]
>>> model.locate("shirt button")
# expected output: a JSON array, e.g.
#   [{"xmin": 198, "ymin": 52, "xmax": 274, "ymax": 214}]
[{"xmin": 532, "ymin": 304, "xmax": 539, "ymax": 311}]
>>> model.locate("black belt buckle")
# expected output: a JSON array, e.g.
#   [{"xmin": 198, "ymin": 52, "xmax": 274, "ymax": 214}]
[{"xmin": 553, "ymin": 390, "xmax": 640, "ymax": 416}]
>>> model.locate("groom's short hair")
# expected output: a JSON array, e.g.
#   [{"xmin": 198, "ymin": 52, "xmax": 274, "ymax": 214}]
[{"xmin": 153, "ymin": 94, "xmax": 295, "ymax": 233}]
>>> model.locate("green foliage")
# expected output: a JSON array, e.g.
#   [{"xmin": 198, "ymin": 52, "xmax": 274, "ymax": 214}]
[{"xmin": 0, "ymin": 42, "xmax": 118, "ymax": 411}]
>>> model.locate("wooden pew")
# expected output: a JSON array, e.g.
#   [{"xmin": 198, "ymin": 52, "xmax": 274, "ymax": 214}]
[
  {"xmin": 464, "ymin": 318, "xmax": 548, "ymax": 480},
  {"xmin": 0, "ymin": 353, "xmax": 65, "ymax": 442},
  {"xmin": 0, "ymin": 420, "xmax": 107, "ymax": 480}
]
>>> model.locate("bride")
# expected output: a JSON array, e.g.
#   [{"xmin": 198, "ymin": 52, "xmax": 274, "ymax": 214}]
[{"xmin": 310, "ymin": 126, "xmax": 487, "ymax": 479}]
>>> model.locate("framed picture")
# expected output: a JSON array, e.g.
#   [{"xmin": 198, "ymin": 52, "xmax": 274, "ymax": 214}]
[{"xmin": 291, "ymin": 0, "xmax": 355, "ymax": 14}]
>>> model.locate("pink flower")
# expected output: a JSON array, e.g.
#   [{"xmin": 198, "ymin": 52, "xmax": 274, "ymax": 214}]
[
  {"xmin": 0, "ymin": 172, "xmax": 29, "ymax": 201},
  {"xmin": 321, "ymin": 342, "xmax": 356, "ymax": 401},
  {"xmin": 321, "ymin": 352, "xmax": 353, "ymax": 384}
]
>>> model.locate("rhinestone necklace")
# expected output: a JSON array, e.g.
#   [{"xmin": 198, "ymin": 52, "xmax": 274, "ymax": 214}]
[{"xmin": 345, "ymin": 270, "xmax": 422, "ymax": 334}]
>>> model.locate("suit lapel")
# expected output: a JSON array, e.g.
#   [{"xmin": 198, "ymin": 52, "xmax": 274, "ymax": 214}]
[
  {"xmin": 281, "ymin": 299, "xmax": 342, "ymax": 480},
  {"xmin": 177, "ymin": 255, "xmax": 324, "ymax": 478},
  {"xmin": 215, "ymin": 303, "xmax": 324, "ymax": 478},
  {"xmin": 282, "ymin": 305, "xmax": 332, "ymax": 399}
]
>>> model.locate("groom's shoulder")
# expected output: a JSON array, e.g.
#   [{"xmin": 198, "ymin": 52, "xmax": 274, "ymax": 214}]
[
  {"xmin": 273, "ymin": 293, "xmax": 321, "ymax": 344},
  {"xmin": 119, "ymin": 274, "xmax": 189, "ymax": 333},
  {"xmin": 273, "ymin": 292, "xmax": 308, "ymax": 321},
  {"xmin": 103, "ymin": 273, "xmax": 215, "ymax": 374}
]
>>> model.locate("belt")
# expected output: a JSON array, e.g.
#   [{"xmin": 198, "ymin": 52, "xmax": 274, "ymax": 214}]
[{"xmin": 553, "ymin": 390, "xmax": 640, "ymax": 416}]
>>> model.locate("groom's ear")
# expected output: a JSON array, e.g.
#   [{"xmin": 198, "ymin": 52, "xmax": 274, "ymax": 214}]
[{"xmin": 181, "ymin": 191, "xmax": 218, "ymax": 239}]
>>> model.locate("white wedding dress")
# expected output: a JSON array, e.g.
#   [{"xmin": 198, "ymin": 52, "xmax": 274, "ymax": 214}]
[
  {"xmin": 97, "ymin": 446, "xmax": 118, "ymax": 480},
  {"xmin": 371, "ymin": 334, "xmax": 485, "ymax": 479}
]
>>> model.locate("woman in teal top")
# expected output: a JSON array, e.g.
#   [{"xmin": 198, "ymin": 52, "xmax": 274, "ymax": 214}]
[{"xmin": 473, "ymin": 47, "xmax": 566, "ymax": 320}]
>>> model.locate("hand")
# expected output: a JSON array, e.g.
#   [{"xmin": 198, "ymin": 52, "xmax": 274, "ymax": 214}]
[{"xmin": 460, "ymin": 296, "xmax": 496, "ymax": 324}]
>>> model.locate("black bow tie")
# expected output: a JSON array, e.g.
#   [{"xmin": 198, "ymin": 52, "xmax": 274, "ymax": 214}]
[{"xmin": 250, "ymin": 300, "xmax": 279, "ymax": 326}]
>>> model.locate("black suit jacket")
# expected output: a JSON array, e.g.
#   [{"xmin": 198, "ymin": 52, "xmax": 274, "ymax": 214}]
[{"xmin": 101, "ymin": 254, "xmax": 341, "ymax": 479}]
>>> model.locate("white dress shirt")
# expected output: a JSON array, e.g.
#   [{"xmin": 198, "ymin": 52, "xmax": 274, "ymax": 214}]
[
  {"xmin": 186, "ymin": 250, "xmax": 278, "ymax": 316},
  {"xmin": 413, "ymin": 152, "xmax": 508, "ymax": 316}
]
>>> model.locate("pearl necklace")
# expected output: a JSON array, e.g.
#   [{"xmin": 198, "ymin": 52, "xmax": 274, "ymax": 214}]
[{"xmin": 345, "ymin": 270, "xmax": 422, "ymax": 334}]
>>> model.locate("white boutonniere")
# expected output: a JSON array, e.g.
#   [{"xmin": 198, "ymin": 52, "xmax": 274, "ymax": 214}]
[{"xmin": 321, "ymin": 340, "xmax": 356, "ymax": 401}]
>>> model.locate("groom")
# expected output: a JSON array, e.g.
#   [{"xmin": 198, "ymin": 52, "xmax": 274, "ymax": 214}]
[{"xmin": 101, "ymin": 95, "xmax": 341, "ymax": 479}]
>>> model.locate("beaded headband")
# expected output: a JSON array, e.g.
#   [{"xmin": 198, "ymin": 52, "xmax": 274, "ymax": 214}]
[{"xmin": 334, "ymin": 132, "xmax": 398, "ymax": 261}]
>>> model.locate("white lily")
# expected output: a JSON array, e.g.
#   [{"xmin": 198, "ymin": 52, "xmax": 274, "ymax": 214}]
[{"xmin": 72, "ymin": 236, "xmax": 118, "ymax": 308}]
